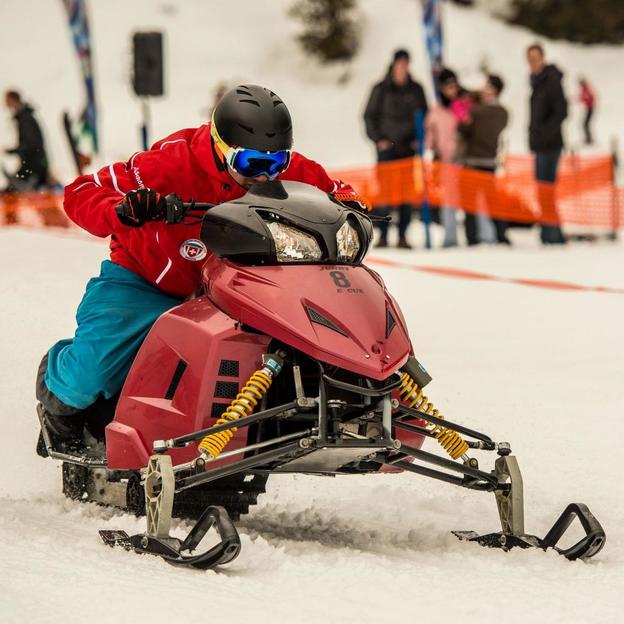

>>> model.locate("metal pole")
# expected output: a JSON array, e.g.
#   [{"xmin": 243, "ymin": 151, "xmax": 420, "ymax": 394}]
[
  {"xmin": 609, "ymin": 135, "xmax": 620, "ymax": 241},
  {"xmin": 415, "ymin": 109, "xmax": 432, "ymax": 249},
  {"xmin": 141, "ymin": 97, "xmax": 149, "ymax": 150}
]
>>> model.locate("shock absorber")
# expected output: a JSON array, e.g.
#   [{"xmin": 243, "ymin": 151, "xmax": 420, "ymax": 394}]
[
  {"xmin": 198, "ymin": 354, "xmax": 283, "ymax": 461},
  {"xmin": 399, "ymin": 372, "xmax": 469, "ymax": 460}
]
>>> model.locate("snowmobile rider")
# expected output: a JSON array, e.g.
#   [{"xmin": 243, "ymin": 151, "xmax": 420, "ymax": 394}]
[{"xmin": 36, "ymin": 84, "xmax": 367, "ymax": 449}]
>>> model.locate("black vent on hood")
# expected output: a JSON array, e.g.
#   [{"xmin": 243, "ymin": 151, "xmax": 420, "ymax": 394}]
[
  {"xmin": 305, "ymin": 306, "xmax": 348, "ymax": 337},
  {"xmin": 386, "ymin": 309, "xmax": 397, "ymax": 338}
]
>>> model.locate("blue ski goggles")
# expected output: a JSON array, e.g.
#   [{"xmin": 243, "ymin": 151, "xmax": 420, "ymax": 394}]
[
  {"xmin": 211, "ymin": 117, "xmax": 291, "ymax": 180},
  {"xmin": 229, "ymin": 148, "xmax": 291, "ymax": 179}
]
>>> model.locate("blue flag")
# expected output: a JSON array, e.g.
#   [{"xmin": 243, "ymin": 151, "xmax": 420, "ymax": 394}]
[
  {"xmin": 422, "ymin": 0, "xmax": 443, "ymax": 97},
  {"xmin": 62, "ymin": 0, "xmax": 98, "ymax": 153}
]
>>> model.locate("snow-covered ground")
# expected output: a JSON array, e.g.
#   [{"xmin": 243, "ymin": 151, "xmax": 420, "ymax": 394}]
[
  {"xmin": 0, "ymin": 226, "xmax": 622, "ymax": 623},
  {"xmin": 1, "ymin": 0, "xmax": 623, "ymax": 621},
  {"xmin": 1, "ymin": 0, "xmax": 622, "ymax": 183}
]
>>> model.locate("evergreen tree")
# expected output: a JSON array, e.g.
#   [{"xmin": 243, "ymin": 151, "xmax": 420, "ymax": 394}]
[
  {"xmin": 509, "ymin": 0, "xmax": 624, "ymax": 44},
  {"xmin": 289, "ymin": 0, "xmax": 361, "ymax": 63}
]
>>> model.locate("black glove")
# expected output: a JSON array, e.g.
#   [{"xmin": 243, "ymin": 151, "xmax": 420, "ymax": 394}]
[{"xmin": 115, "ymin": 189, "xmax": 167, "ymax": 227}]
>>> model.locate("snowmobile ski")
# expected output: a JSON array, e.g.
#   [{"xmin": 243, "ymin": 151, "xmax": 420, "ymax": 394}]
[
  {"xmin": 100, "ymin": 455, "xmax": 241, "ymax": 570},
  {"xmin": 453, "ymin": 502, "xmax": 606, "ymax": 560},
  {"xmin": 100, "ymin": 505, "xmax": 241, "ymax": 570}
]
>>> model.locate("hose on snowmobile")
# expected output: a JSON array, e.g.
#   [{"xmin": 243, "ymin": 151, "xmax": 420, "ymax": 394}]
[
  {"xmin": 399, "ymin": 372, "xmax": 469, "ymax": 460},
  {"xmin": 198, "ymin": 355, "xmax": 283, "ymax": 461}
]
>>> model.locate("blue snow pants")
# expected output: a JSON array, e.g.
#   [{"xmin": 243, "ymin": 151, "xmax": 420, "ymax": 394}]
[{"xmin": 44, "ymin": 260, "xmax": 182, "ymax": 410}]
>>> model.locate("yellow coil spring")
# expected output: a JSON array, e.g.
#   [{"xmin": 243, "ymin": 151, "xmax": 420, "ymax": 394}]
[
  {"xmin": 198, "ymin": 369, "xmax": 273, "ymax": 460},
  {"xmin": 399, "ymin": 372, "xmax": 469, "ymax": 460}
]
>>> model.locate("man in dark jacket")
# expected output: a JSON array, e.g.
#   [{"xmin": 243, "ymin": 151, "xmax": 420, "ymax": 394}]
[
  {"xmin": 364, "ymin": 49, "xmax": 428, "ymax": 248},
  {"xmin": 4, "ymin": 90, "xmax": 49, "ymax": 190},
  {"xmin": 460, "ymin": 74, "xmax": 509, "ymax": 245},
  {"xmin": 526, "ymin": 44, "xmax": 567, "ymax": 244}
]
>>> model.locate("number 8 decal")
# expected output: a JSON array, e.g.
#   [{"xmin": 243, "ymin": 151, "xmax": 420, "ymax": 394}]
[{"xmin": 330, "ymin": 271, "xmax": 351, "ymax": 288}]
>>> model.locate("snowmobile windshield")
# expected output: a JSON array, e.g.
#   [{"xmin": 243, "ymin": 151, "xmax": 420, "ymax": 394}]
[{"xmin": 200, "ymin": 181, "xmax": 372, "ymax": 265}]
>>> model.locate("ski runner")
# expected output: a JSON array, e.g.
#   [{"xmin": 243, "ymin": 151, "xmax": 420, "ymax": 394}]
[{"xmin": 36, "ymin": 84, "xmax": 367, "ymax": 450}]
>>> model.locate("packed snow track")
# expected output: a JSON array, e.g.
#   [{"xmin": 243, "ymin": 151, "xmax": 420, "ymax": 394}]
[{"xmin": 0, "ymin": 228, "xmax": 622, "ymax": 624}]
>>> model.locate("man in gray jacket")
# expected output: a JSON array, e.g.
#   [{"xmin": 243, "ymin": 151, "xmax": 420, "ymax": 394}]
[{"xmin": 364, "ymin": 49, "xmax": 428, "ymax": 248}]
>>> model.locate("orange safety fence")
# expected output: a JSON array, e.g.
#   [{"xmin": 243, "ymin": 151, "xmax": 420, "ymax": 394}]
[
  {"xmin": 329, "ymin": 154, "xmax": 624, "ymax": 229},
  {"xmin": 0, "ymin": 192, "xmax": 70, "ymax": 228},
  {"xmin": 1, "ymin": 154, "xmax": 622, "ymax": 230}
]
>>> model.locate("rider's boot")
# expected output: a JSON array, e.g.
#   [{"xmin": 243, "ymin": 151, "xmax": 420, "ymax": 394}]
[{"xmin": 36, "ymin": 354, "xmax": 87, "ymax": 456}]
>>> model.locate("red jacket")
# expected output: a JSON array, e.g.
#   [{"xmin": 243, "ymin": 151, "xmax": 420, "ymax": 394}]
[
  {"xmin": 64, "ymin": 124, "xmax": 355, "ymax": 298},
  {"xmin": 579, "ymin": 84, "xmax": 595, "ymax": 110}
]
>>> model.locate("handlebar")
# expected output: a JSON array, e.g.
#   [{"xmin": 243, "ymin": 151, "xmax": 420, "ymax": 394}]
[
  {"xmin": 164, "ymin": 194, "xmax": 215, "ymax": 224},
  {"xmin": 161, "ymin": 192, "xmax": 383, "ymax": 225}
]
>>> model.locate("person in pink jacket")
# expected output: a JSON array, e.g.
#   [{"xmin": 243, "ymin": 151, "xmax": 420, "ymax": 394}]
[
  {"xmin": 578, "ymin": 77, "xmax": 596, "ymax": 145},
  {"xmin": 425, "ymin": 68, "xmax": 464, "ymax": 247}
]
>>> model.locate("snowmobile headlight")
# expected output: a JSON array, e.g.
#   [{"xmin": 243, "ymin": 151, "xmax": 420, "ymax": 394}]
[
  {"xmin": 336, "ymin": 221, "xmax": 360, "ymax": 262},
  {"xmin": 266, "ymin": 221, "xmax": 323, "ymax": 263}
]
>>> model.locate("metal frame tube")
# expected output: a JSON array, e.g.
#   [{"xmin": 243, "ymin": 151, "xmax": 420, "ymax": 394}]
[
  {"xmin": 381, "ymin": 395, "xmax": 393, "ymax": 441},
  {"xmin": 375, "ymin": 456, "xmax": 496, "ymax": 492},
  {"xmin": 393, "ymin": 419, "xmax": 436, "ymax": 439},
  {"xmin": 318, "ymin": 377, "xmax": 328, "ymax": 443},
  {"xmin": 321, "ymin": 373, "xmax": 402, "ymax": 396},
  {"xmin": 397, "ymin": 443, "xmax": 499, "ymax": 486},
  {"xmin": 45, "ymin": 449, "xmax": 107, "ymax": 468},
  {"xmin": 164, "ymin": 401, "xmax": 299, "ymax": 448},
  {"xmin": 173, "ymin": 429, "xmax": 313, "ymax": 474},
  {"xmin": 175, "ymin": 442, "xmax": 303, "ymax": 492},
  {"xmin": 395, "ymin": 405, "xmax": 494, "ymax": 445}
]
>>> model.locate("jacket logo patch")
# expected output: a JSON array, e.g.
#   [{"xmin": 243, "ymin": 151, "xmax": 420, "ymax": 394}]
[{"xmin": 179, "ymin": 239, "xmax": 207, "ymax": 262}]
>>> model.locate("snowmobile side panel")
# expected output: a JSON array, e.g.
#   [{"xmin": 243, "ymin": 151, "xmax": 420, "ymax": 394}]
[
  {"xmin": 105, "ymin": 421, "xmax": 149, "ymax": 469},
  {"xmin": 106, "ymin": 296, "xmax": 271, "ymax": 470}
]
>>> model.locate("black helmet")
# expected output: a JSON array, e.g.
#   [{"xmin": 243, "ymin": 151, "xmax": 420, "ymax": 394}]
[{"xmin": 212, "ymin": 84, "xmax": 293, "ymax": 152}]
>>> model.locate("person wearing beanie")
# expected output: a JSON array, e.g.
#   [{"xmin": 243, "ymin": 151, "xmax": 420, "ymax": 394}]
[
  {"xmin": 424, "ymin": 68, "xmax": 463, "ymax": 247},
  {"xmin": 459, "ymin": 74, "xmax": 510, "ymax": 245},
  {"xmin": 364, "ymin": 48, "xmax": 428, "ymax": 249}
]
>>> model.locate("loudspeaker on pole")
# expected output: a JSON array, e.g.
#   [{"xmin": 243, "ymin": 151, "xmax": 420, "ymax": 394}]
[{"xmin": 132, "ymin": 32, "xmax": 164, "ymax": 97}]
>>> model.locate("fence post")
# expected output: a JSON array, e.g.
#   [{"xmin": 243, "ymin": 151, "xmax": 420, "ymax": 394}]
[{"xmin": 609, "ymin": 136, "xmax": 619, "ymax": 241}]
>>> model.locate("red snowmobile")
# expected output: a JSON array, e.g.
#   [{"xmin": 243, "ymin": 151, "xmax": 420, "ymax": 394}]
[{"xmin": 39, "ymin": 181, "xmax": 605, "ymax": 569}]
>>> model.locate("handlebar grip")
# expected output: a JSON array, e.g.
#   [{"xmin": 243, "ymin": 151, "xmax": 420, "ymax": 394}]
[
  {"xmin": 115, "ymin": 202, "xmax": 133, "ymax": 219},
  {"xmin": 183, "ymin": 203, "xmax": 215, "ymax": 210},
  {"xmin": 164, "ymin": 194, "xmax": 215, "ymax": 224}
]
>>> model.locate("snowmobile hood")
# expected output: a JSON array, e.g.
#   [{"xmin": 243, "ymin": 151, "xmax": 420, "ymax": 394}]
[{"xmin": 203, "ymin": 258, "xmax": 412, "ymax": 381}]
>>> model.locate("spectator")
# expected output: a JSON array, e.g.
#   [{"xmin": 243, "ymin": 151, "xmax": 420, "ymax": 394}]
[
  {"xmin": 3, "ymin": 90, "xmax": 48, "ymax": 191},
  {"xmin": 425, "ymin": 68, "xmax": 463, "ymax": 247},
  {"xmin": 364, "ymin": 49, "xmax": 428, "ymax": 248},
  {"xmin": 526, "ymin": 43, "xmax": 567, "ymax": 245},
  {"xmin": 578, "ymin": 77, "xmax": 596, "ymax": 145},
  {"xmin": 459, "ymin": 74, "xmax": 510, "ymax": 245}
]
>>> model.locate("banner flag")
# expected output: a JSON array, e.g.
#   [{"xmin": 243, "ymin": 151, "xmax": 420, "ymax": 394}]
[
  {"xmin": 62, "ymin": 0, "xmax": 98, "ymax": 153},
  {"xmin": 422, "ymin": 0, "xmax": 443, "ymax": 97}
]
